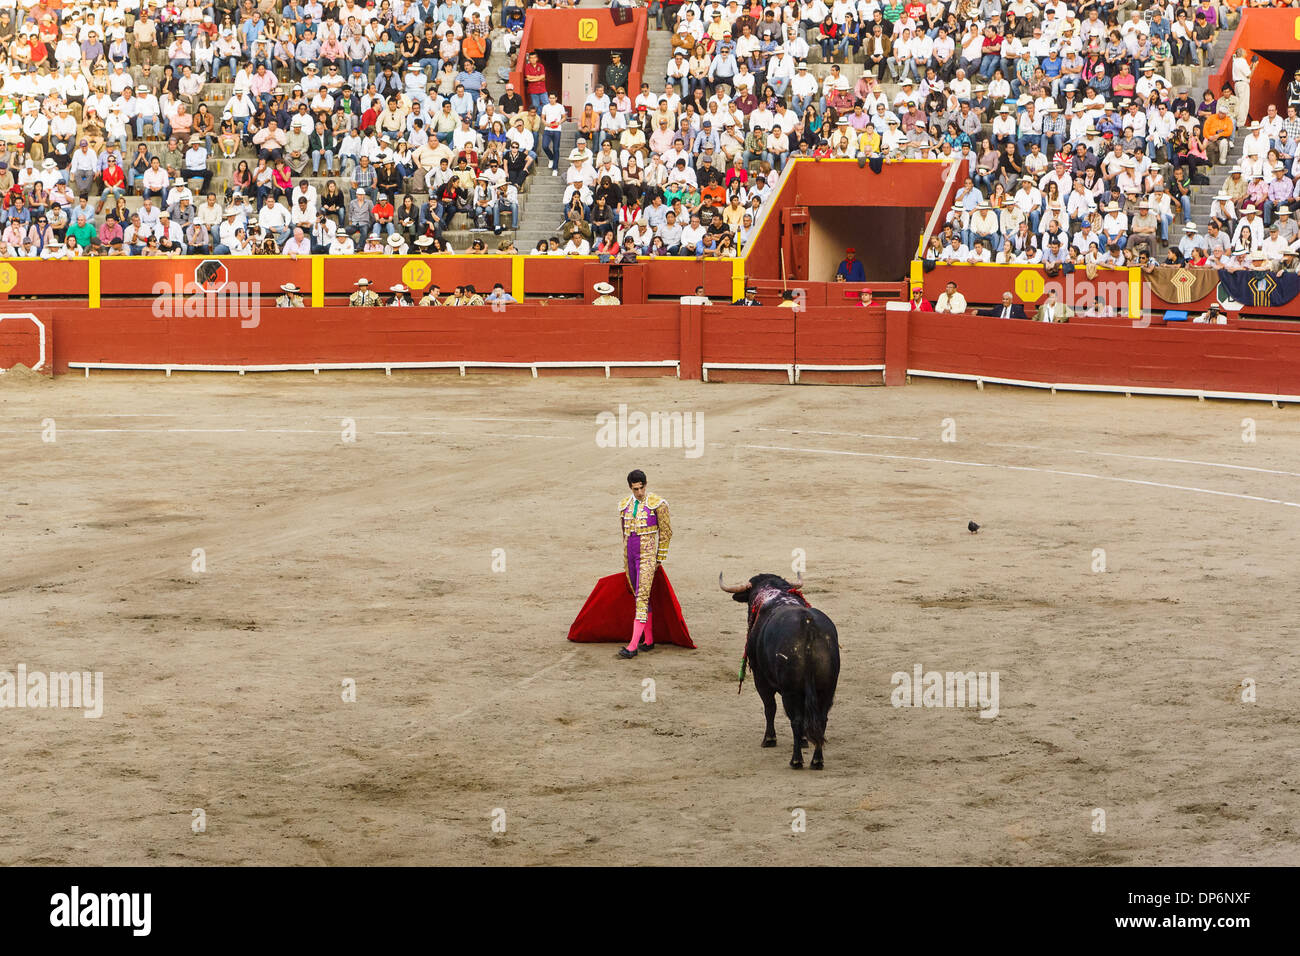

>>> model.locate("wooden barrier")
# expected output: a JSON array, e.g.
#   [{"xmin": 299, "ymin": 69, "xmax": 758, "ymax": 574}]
[
  {"xmin": 17, "ymin": 302, "xmax": 1300, "ymax": 401},
  {"xmin": 0, "ymin": 255, "xmax": 738, "ymax": 307},
  {"xmin": 51, "ymin": 304, "xmax": 686, "ymax": 376},
  {"xmin": 0, "ymin": 312, "xmax": 50, "ymax": 374},
  {"xmin": 905, "ymin": 312, "xmax": 1300, "ymax": 397}
]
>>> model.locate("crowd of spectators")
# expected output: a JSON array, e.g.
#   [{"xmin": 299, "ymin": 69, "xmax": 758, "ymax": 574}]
[
  {"xmin": 637, "ymin": 0, "xmax": 1288, "ymax": 273},
  {"xmin": 5, "ymin": 0, "xmax": 1300, "ymax": 276},
  {"xmin": 0, "ymin": 0, "xmax": 573, "ymax": 257}
]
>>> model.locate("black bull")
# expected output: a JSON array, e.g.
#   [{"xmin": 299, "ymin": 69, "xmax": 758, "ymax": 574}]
[{"xmin": 720, "ymin": 573, "xmax": 841, "ymax": 769}]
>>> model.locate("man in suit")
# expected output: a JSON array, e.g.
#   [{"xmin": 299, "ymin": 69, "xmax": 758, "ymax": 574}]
[
  {"xmin": 1033, "ymin": 289, "xmax": 1071, "ymax": 323},
  {"xmin": 983, "ymin": 292, "xmax": 1027, "ymax": 319}
]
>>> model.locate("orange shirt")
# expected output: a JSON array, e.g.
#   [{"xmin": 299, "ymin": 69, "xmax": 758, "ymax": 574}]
[
  {"xmin": 462, "ymin": 34, "xmax": 487, "ymax": 61},
  {"xmin": 1204, "ymin": 113, "xmax": 1234, "ymax": 140}
]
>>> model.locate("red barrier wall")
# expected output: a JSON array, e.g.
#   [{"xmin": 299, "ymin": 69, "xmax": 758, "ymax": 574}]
[
  {"xmin": 0, "ymin": 313, "xmax": 50, "ymax": 374},
  {"xmin": 922, "ymin": 263, "xmax": 1134, "ymax": 311},
  {"xmin": 906, "ymin": 312, "xmax": 1300, "ymax": 394},
  {"xmin": 49, "ymin": 305, "xmax": 685, "ymax": 375},
  {"xmin": 921, "ymin": 261, "xmax": 1300, "ymax": 319},
  {"xmin": 0, "ymin": 255, "xmax": 736, "ymax": 304},
  {"xmin": 101, "ymin": 256, "xmax": 313, "ymax": 296},
  {"xmin": 21, "ymin": 303, "xmax": 1300, "ymax": 400},
  {"xmin": 0, "ymin": 259, "xmax": 89, "ymax": 298}
]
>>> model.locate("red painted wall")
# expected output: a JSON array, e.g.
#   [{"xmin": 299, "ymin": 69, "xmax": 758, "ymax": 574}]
[
  {"xmin": 743, "ymin": 159, "xmax": 954, "ymax": 282},
  {"xmin": 511, "ymin": 9, "xmax": 647, "ymax": 101},
  {"xmin": 906, "ymin": 312, "xmax": 1300, "ymax": 394},
  {"xmin": 19, "ymin": 303, "xmax": 1300, "ymax": 399},
  {"xmin": 48, "ymin": 305, "xmax": 685, "ymax": 376},
  {"xmin": 922, "ymin": 264, "xmax": 1133, "ymax": 311},
  {"xmin": 0, "ymin": 313, "xmax": 49, "ymax": 373},
  {"xmin": 0, "ymin": 259, "xmax": 89, "ymax": 298},
  {"xmin": 1208, "ymin": 9, "xmax": 1300, "ymax": 120}
]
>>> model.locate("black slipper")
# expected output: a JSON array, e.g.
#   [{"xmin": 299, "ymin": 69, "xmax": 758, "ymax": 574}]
[{"xmin": 617, "ymin": 648, "xmax": 637, "ymax": 659}]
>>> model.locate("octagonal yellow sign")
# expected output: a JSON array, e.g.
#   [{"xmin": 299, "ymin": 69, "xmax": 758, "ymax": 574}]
[
  {"xmin": 1014, "ymin": 269, "xmax": 1045, "ymax": 303},
  {"xmin": 0, "ymin": 262, "xmax": 17, "ymax": 294},
  {"xmin": 401, "ymin": 259, "xmax": 432, "ymax": 290}
]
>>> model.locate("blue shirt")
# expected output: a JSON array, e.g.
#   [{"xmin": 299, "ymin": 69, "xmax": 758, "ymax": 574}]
[{"xmin": 836, "ymin": 258, "xmax": 867, "ymax": 282}]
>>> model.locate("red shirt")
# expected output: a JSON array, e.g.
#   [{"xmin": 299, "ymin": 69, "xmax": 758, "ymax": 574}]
[
  {"xmin": 102, "ymin": 164, "xmax": 125, "ymax": 188},
  {"xmin": 372, "ymin": 200, "xmax": 394, "ymax": 222},
  {"xmin": 523, "ymin": 62, "xmax": 547, "ymax": 95},
  {"xmin": 911, "ymin": 296, "xmax": 934, "ymax": 311}
]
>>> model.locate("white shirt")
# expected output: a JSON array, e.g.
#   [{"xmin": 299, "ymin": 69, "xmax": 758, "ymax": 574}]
[{"xmin": 935, "ymin": 291, "xmax": 967, "ymax": 312}]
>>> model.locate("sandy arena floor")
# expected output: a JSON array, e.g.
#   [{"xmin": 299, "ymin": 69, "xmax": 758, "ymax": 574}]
[{"xmin": 0, "ymin": 370, "xmax": 1297, "ymax": 866}]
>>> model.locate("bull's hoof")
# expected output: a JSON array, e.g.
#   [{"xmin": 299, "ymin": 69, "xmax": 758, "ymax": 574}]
[
  {"xmin": 761, "ymin": 737, "xmax": 777, "ymax": 748},
  {"xmin": 789, "ymin": 758, "xmax": 803, "ymax": 769},
  {"xmin": 810, "ymin": 759, "xmax": 824, "ymax": 770}
]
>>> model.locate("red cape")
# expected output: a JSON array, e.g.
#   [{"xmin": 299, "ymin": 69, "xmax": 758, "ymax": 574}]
[{"xmin": 567, "ymin": 569, "xmax": 696, "ymax": 648}]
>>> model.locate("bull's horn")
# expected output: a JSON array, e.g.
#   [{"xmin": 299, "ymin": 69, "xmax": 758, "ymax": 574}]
[{"xmin": 718, "ymin": 572, "xmax": 747, "ymax": 593}]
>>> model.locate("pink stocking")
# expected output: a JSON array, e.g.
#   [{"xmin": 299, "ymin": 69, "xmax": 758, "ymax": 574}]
[
  {"xmin": 642, "ymin": 609, "xmax": 654, "ymax": 648},
  {"xmin": 626, "ymin": 620, "xmax": 647, "ymax": 653}
]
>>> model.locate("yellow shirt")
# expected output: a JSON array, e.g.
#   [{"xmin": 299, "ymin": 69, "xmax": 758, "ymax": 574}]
[{"xmin": 858, "ymin": 128, "xmax": 882, "ymax": 156}]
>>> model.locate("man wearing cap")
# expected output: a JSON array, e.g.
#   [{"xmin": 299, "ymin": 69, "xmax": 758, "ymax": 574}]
[
  {"xmin": 732, "ymin": 285, "xmax": 762, "ymax": 307},
  {"xmin": 277, "ymin": 283, "xmax": 305, "ymax": 308},
  {"xmin": 833, "ymin": 245, "xmax": 867, "ymax": 282},
  {"xmin": 132, "ymin": 11, "xmax": 160, "ymax": 69},
  {"xmin": 1128, "ymin": 202, "xmax": 1160, "ymax": 258},
  {"xmin": 327, "ymin": 225, "xmax": 355, "ymax": 256},
  {"xmin": 181, "ymin": 137, "xmax": 212, "ymax": 193},
  {"xmin": 1265, "ymin": 163, "xmax": 1294, "ymax": 226},
  {"xmin": 1177, "ymin": 222, "xmax": 1205, "ymax": 261},
  {"xmin": 1203, "ymin": 102, "xmax": 1235, "ymax": 166},
  {"xmin": 592, "ymin": 281, "xmax": 620, "ymax": 306},
  {"xmin": 349, "ymin": 278, "xmax": 381, "ymax": 307}
]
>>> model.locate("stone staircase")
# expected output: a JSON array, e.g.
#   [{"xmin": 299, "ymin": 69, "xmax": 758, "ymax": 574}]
[
  {"xmin": 510, "ymin": 122, "xmax": 578, "ymax": 250},
  {"xmin": 643, "ymin": 25, "xmax": 673, "ymax": 93},
  {"xmin": 1182, "ymin": 19, "xmax": 1249, "ymax": 230}
]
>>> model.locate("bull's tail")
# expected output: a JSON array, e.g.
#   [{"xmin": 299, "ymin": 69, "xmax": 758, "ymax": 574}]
[{"xmin": 801, "ymin": 613, "xmax": 827, "ymax": 748}]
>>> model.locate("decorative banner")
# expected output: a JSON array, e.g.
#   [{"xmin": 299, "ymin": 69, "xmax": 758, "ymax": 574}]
[
  {"xmin": 1148, "ymin": 265, "xmax": 1219, "ymax": 304},
  {"xmin": 1217, "ymin": 269, "xmax": 1300, "ymax": 309}
]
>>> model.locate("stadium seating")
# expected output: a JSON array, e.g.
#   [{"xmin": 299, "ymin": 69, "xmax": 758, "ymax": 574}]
[{"xmin": 4, "ymin": 0, "xmax": 1294, "ymax": 288}]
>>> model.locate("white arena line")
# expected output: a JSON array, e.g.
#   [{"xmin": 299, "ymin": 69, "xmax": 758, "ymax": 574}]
[
  {"xmin": 436, "ymin": 650, "xmax": 579, "ymax": 727},
  {"xmin": 756, "ymin": 426, "xmax": 921, "ymax": 441},
  {"xmin": 417, "ymin": 416, "xmax": 569, "ymax": 424},
  {"xmin": 986, "ymin": 442, "xmax": 1300, "ymax": 479},
  {"xmin": 738, "ymin": 443, "xmax": 1300, "ymax": 510}
]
